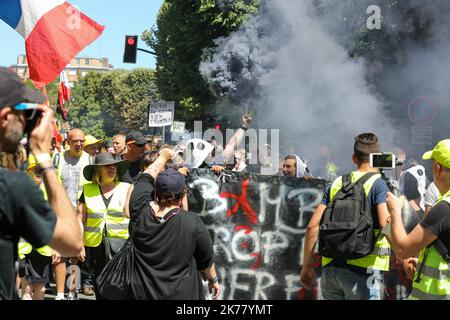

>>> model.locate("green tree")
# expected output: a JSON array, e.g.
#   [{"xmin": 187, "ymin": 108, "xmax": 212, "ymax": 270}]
[
  {"xmin": 67, "ymin": 72, "xmax": 105, "ymax": 138},
  {"xmin": 25, "ymin": 79, "xmax": 58, "ymax": 108},
  {"xmin": 68, "ymin": 69, "xmax": 158, "ymax": 138},
  {"xmin": 142, "ymin": 0, "xmax": 259, "ymax": 128},
  {"xmin": 121, "ymin": 68, "xmax": 159, "ymax": 132}
]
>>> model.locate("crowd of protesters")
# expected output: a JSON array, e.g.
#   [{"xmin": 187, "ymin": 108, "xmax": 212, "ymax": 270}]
[{"xmin": 1, "ymin": 67, "xmax": 450, "ymax": 300}]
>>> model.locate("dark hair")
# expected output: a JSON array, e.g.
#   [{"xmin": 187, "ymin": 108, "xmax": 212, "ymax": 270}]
[
  {"xmin": 102, "ymin": 140, "xmax": 113, "ymax": 149},
  {"xmin": 140, "ymin": 150, "xmax": 158, "ymax": 171},
  {"xmin": 156, "ymin": 191, "xmax": 185, "ymax": 208},
  {"xmin": 284, "ymin": 155, "xmax": 297, "ymax": 161},
  {"xmin": 354, "ymin": 133, "xmax": 381, "ymax": 164}
]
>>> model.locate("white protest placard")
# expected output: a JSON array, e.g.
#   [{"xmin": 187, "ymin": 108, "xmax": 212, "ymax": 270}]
[
  {"xmin": 171, "ymin": 121, "xmax": 185, "ymax": 133},
  {"xmin": 148, "ymin": 101, "xmax": 175, "ymax": 127}
]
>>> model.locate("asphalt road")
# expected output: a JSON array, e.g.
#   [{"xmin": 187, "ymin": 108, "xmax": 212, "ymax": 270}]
[{"xmin": 43, "ymin": 283, "xmax": 96, "ymax": 300}]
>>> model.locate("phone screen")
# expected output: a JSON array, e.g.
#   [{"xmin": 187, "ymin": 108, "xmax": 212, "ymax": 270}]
[{"xmin": 371, "ymin": 153, "xmax": 395, "ymax": 169}]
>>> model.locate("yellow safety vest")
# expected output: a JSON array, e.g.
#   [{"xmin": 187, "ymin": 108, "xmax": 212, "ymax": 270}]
[
  {"xmin": 18, "ymin": 239, "xmax": 32, "ymax": 260},
  {"xmin": 83, "ymin": 182, "xmax": 130, "ymax": 247},
  {"xmin": 410, "ymin": 190, "xmax": 450, "ymax": 300},
  {"xmin": 327, "ymin": 162, "xmax": 338, "ymax": 174},
  {"xmin": 321, "ymin": 172, "xmax": 391, "ymax": 271},
  {"xmin": 17, "ymin": 184, "xmax": 53, "ymax": 259}
]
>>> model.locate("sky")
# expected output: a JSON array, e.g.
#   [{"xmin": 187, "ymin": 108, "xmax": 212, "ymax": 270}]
[{"xmin": 0, "ymin": 0, "xmax": 164, "ymax": 69}]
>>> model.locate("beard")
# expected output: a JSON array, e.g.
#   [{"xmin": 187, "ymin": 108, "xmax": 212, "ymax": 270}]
[{"xmin": 3, "ymin": 121, "xmax": 23, "ymax": 154}]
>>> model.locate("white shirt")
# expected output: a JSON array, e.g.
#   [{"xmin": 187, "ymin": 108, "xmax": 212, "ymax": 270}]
[{"xmin": 425, "ymin": 182, "xmax": 441, "ymax": 207}]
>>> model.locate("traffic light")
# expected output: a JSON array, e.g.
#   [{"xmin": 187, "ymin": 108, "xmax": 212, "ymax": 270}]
[
  {"xmin": 123, "ymin": 35, "xmax": 138, "ymax": 63},
  {"xmin": 214, "ymin": 124, "xmax": 222, "ymax": 131}
]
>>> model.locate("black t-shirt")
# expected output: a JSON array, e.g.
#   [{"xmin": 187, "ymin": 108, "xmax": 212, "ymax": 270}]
[
  {"xmin": 128, "ymin": 173, "xmax": 214, "ymax": 300},
  {"xmin": 120, "ymin": 160, "xmax": 141, "ymax": 183},
  {"xmin": 0, "ymin": 169, "xmax": 56, "ymax": 300},
  {"xmin": 420, "ymin": 201, "xmax": 450, "ymax": 250}
]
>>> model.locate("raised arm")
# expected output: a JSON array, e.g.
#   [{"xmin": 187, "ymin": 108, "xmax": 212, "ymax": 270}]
[
  {"xmin": 222, "ymin": 112, "xmax": 252, "ymax": 165},
  {"xmin": 386, "ymin": 192, "xmax": 437, "ymax": 259},
  {"xmin": 144, "ymin": 148, "xmax": 175, "ymax": 180}
]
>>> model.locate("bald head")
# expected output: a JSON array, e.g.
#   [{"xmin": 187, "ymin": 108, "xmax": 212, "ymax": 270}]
[
  {"xmin": 69, "ymin": 129, "xmax": 84, "ymax": 139},
  {"xmin": 68, "ymin": 128, "xmax": 85, "ymax": 157}
]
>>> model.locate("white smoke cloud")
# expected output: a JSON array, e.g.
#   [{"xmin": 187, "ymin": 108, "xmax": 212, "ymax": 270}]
[
  {"xmin": 200, "ymin": 0, "xmax": 397, "ymax": 174},
  {"xmin": 200, "ymin": 0, "xmax": 450, "ymax": 175}
]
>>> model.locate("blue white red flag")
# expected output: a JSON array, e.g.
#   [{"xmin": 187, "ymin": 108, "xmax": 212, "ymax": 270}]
[{"xmin": 0, "ymin": 0, "xmax": 104, "ymax": 86}]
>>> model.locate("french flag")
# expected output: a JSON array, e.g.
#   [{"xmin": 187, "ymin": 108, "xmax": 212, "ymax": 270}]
[{"xmin": 0, "ymin": 0, "xmax": 104, "ymax": 85}]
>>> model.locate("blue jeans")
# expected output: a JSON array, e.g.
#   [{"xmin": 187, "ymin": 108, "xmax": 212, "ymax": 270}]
[{"xmin": 321, "ymin": 265, "xmax": 384, "ymax": 300}]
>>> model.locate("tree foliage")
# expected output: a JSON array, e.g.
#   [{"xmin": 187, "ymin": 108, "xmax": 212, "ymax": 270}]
[
  {"xmin": 142, "ymin": 0, "xmax": 259, "ymax": 129},
  {"xmin": 67, "ymin": 69, "xmax": 158, "ymax": 138}
]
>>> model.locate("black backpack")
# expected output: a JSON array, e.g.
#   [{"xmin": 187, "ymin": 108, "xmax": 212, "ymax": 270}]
[{"xmin": 319, "ymin": 172, "xmax": 378, "ymax": 260}]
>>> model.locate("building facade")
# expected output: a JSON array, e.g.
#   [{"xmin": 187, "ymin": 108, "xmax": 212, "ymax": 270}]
[{"xmin": 10, "ymin": 54, "xmax": 113, "ymax": 86}]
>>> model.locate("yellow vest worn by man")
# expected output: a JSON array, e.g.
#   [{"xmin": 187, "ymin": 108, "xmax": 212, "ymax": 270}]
[
  {"xmin": 321, "ymin": 171, "xmax": 391, "ymax": 272},
  {"xmin": 410, "ymin": 190, "xmax": 450, "ymax": 300}
]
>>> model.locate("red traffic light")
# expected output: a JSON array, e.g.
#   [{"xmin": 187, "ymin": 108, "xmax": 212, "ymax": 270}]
[
  {"xmin": 214, "ymin": 124, "xmax": 222, "ymax": 131},
  {"xmin": 124, "ymin": 35, "xmax": 138, "ymax": 63}
]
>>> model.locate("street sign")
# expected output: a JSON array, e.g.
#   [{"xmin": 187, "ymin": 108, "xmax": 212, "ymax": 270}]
[
  {"xmin": 171, "ymin": 121, "xmax": 185, "ymax": 133},
  {"xmin": 148, "ymin": 101, "xmax": 175, "ymax": 127}
]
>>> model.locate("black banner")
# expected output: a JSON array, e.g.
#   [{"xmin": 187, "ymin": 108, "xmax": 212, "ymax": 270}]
[
  {"xmin": 188, "ymin": 169, "xmax": 326, "ymax": 300},
  {"xmin": 188, "ymin": 169, "xmax": 414, "ymax": 300}
]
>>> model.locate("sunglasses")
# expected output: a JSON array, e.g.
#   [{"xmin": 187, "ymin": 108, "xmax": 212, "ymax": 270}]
[
  {"xmin": 15, "ymin": 103, "xmax": 40, "ymax": 119},
  {"xmin": 14, "ymin": 102, "xmax": 42, "ymax": 135},
  {"xmin": 15, "ymin": 103, "xmax": 43, "ymax": 134}
]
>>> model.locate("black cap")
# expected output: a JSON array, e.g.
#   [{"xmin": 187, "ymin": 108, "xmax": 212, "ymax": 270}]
[
  {"xmin": 126, "ymin": 131, "xmax": 149, "ymax": 146},
  {"xmin": 156, "ymin": 168, "xmax": 185, "ymax": 196},
  {"xmin": 0, "ymin": 67, "xmax": 46, "ymax": 109}
]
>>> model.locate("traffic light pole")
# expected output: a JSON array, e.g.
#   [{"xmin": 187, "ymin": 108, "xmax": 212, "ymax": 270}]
[{"xmin": 137, "ymin": 48, "xmax": 158, "ymax": 56}]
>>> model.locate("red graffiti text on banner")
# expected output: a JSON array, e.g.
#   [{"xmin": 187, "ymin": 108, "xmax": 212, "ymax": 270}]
[{"xmin": 220, "ymin": 179, "xmax": 258, "ymax": 224}]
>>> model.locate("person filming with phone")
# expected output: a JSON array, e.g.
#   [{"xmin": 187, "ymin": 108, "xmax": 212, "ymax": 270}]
[
  {"xmin": 0, "ymin": 68, "xmax": 83, "ymax": 300},
  {"xmin": 386, "ymin": 139, "xmax": 450, "ymax": 300},
  {"xmin": 301, "ymin": 133, "xmax": 392, "ymax": 300}
]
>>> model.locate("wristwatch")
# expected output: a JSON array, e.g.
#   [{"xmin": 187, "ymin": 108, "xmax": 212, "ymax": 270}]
[{"xmin": 36, "ymin": 162, "xmax": 54, "ymax": 174}]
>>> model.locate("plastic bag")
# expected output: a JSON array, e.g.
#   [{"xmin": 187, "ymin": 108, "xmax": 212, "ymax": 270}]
[{"xmin": 96, "ymin": 239, "xmax": 134, "ymax": 300}]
